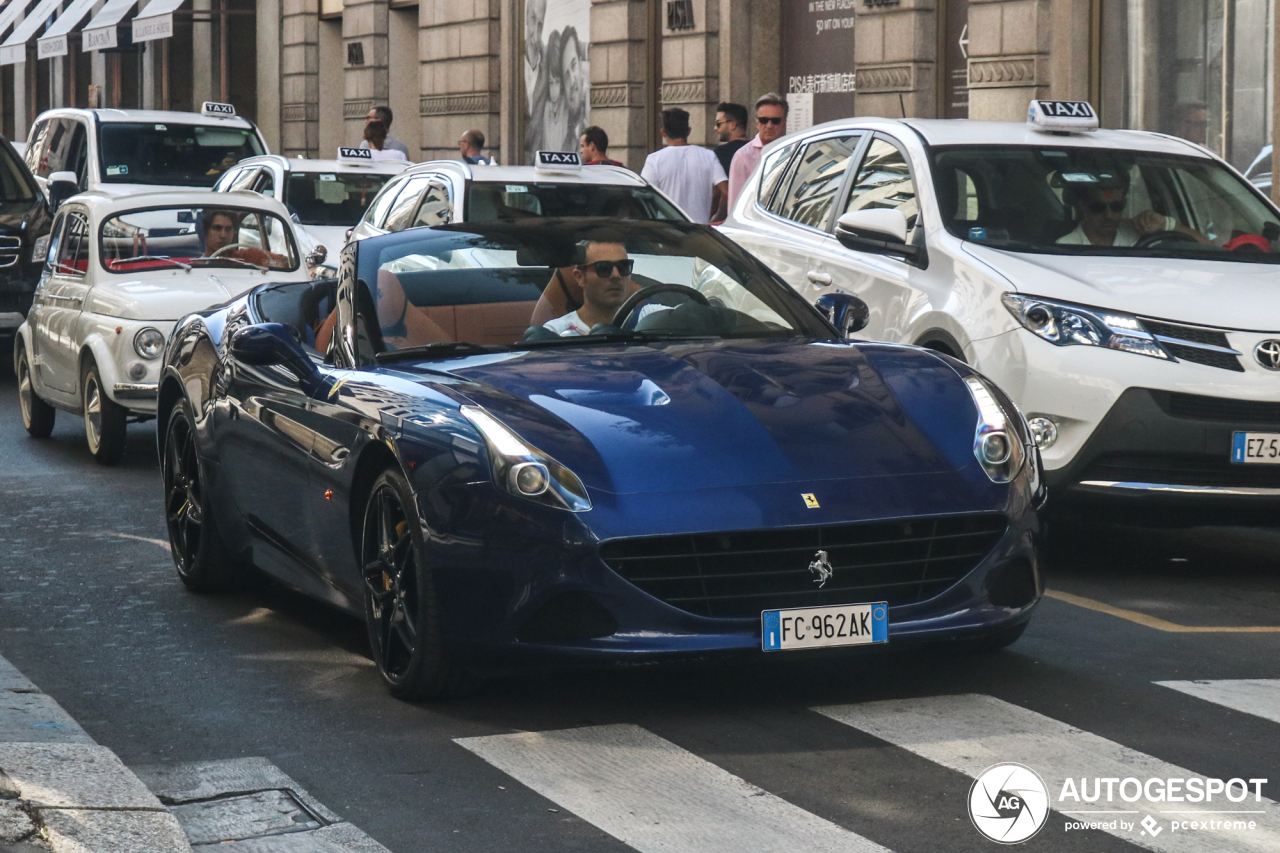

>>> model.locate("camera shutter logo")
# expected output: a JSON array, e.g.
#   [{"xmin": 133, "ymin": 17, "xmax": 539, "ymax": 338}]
[
  {"xmin": 968, "ymin": 763, "xmax": 1050, "ymax": 844},
  {"xmin": 1255, "ymin": 340, "xmax": 1280, "ymax": 371}
]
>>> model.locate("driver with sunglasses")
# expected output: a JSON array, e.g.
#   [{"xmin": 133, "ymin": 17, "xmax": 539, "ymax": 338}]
[
  {"xmin": 1057, "ymin": 175, "xmax": 1209, "ymax": 247},
  {"xmin": 543, "ymin": 242, "xmax": 656, "ymax": 336}
]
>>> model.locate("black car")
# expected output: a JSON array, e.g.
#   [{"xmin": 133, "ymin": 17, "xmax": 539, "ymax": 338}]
[{"xmin": 0, "ymin": 136, "xmax": 53, "ymax": 336}]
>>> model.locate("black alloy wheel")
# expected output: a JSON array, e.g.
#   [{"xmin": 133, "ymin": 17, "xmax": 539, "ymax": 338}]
[
  {"xmin": 361, "ymin": 468, "xmax": 467, "ymax": 700},
  {"xmin": 163, "ymin": 403, "xmax": 243, "ymax": 592},
  {"xmin": 81, "ymin": 359, "xmax": 127, "ymax": 464},
  {"xmin": 17, "ymin": 347, "xmax": 56, "ymax": 438}
]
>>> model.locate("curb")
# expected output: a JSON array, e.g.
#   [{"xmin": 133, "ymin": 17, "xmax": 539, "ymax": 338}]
[{"xmin": 0, "ymin": 654, "xmax": 192, "ymax": 853}]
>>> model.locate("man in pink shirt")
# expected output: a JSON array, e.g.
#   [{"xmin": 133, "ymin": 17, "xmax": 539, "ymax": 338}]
[{"xmin": 727, "ymin": 93, "xmax": 789, "ymax": 213}]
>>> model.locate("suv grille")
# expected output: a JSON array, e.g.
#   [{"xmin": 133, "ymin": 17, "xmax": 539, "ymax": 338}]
[
  {"xmin": 1140, "ymin": 318, "xmax": 1244, "ymax": 372},
  {"xmin": 1160, "ymin": 392, "xmax": 1280, "ymax": 424},
  {"xmin": 600, "ymin": 513, "xmax": 1008, "ymax": 619},
  {"xmin": 0, "ymin": 236, "xmax": 19, "ymax": 269},
  {"xmin": 1083, "ymin": 453, "xmax": 1280, "ymax": 488}
]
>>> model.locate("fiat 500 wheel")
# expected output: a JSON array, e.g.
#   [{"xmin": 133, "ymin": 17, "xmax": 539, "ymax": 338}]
[
  {"xmin": 81, "ymin": 360, "xmax": 127, "ymax": 464},
  {"xmin": 17, "ymin": 348, "xmax": 56, "ymax": 438}
]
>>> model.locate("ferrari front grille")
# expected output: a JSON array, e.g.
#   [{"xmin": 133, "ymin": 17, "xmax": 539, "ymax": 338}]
[{"xmin": 600, "ymin": 513, "xmax": 1008, "ymax": 619}]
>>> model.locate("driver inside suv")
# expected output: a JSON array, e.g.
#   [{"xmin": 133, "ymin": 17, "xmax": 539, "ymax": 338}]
[{"xmin": 1056, "ymin": 172, "xmax": 1210, "ymax": 247}]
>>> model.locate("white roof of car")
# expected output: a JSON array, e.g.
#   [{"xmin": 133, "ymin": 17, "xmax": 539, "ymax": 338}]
[
  {"xmin": 235, "ymin": 154, "xmax": 409, "ymax": 176},
  {"xmin": 795, "ymin": 117, "xmax": 1212, "ymax": 158},
  {"xmin": 36, "ymin": 107, "xmax": 258, "ymax": 131},
  {"xmin": 404, "ymin": 160, "xmax": 648, "ymax": 186},
  {"xmin": 66, "ymin": 188, "xmax": 294, "ymax": 219}
]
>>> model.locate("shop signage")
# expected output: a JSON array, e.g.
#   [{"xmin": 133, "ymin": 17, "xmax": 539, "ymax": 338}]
[
  {"xmin": 38, "ymin": 36, "xmax": 68, "ymax": 58},
  {"xmin": 82, "ymin": 27, "xmax": 118, "ymax": 51},
  {"xmin": 132, "ymin": 13, "xmax": 173, "ymax": 42}
]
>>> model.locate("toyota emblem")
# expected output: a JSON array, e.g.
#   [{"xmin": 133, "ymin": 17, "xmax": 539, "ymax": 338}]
[{"xmin": 1255, "ymin": 340, "xmax": 1280, "ymax": 371}]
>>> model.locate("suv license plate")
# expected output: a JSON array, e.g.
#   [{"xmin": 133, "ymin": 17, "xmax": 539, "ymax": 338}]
[
  {"xmin": 1232, "ymin": 432, "xmax": 1280, "ymax": 464},
  {"xmin": 762, "ymin": 602, "xmax": 887, "ymax": 651}
]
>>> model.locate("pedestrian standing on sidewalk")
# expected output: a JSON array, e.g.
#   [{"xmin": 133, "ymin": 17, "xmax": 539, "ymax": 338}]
[
  {"xmin": 727, "ymin": 93, "xmax": 788, "ymax": 211},
  {"xmin": 359, "ymin": 106, "xmax": 411, "ymax": 159},
  {"xmin": 580, "ymin": 126, "xmax": 625, "ymax": 166},
  {"xmin": 363, "ymin": 121, "xmax": 408, "ymax": 161},
  {"xmin": 640, "ymin": 108, "xmax": 727, "ymax": 225},
  {"xmin": 459, "ymin": 130, "xmax": 494, "ymax": 165},
  {"xmin": 714, "ymin": 102, "xmax": 749, "ymax": 177}
]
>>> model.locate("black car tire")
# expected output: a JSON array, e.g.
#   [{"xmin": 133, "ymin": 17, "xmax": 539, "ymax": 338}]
[
  {"xmin": 360, "ymin": 467, "xmax": 469, "ymax": 701},
  {"xmin": 163, "ymin": 402, "xmax": 246, "ymax": 592},
  {"xmin": 81, "ymin": 359, "xmax": 127, "ymax": 465},
  {"xmin": 17, "ymin": 347, "xmax": 55, "ymax": 438}
]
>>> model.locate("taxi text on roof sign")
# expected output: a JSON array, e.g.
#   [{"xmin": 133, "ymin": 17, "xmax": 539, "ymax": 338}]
[
  {"xmin": 536, "ymin": 150, "xmax": 582, "ymax": 170},
  {"xmin": 201, "ymin": 101, "xmax": 236, "ymax": 117},
  {"xmin": 338, "ymin": 147, "xmax": 374, "ymax": 162},
  {"xmin": 1027, "ymin": 100, "xmax": 1098, "ymax": 133}
]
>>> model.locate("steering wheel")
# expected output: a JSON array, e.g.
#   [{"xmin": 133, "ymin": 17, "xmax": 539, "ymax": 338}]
[
  {"xmin": 211, "ymin": 243, "xmax": 254, "ymax": 258},
  {"xmin": 1134, "ymin": 230, "xmax": 1197, "ymax": 249},
  {"xmin": 612, "ymin": 284, "xmax": 710, "ymax": 328}
]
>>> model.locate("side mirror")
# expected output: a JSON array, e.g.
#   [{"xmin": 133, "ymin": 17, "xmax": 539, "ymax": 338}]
[
  {"xmin": 230, "ymin": 323, "xmax": 322, "ymax": 390},
  {"xmin": 47, "ymin": 171, "xmax": 79, "ymax": 211},
  {"xmin": 32, "ymin": 234, "xmax": 51, "ymax": 267},
  {"xmin": 835, "ymin": 209, "xmax": 928, "ymax": 268},
  {"xmin": 816, "ymin": 293, "xmax": 870, "ymax": 337},
  {"xmin": 306, "ymin": 244, "xmax": 327, "ymax": 267}
]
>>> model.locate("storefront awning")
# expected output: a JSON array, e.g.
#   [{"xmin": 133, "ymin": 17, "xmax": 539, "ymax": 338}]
[
  {"xmin": 81, "ymin": 0, "xmax": 139, "ymax": 52},
  {"xmin": 0, "ymin": 0, "xmax": 34, "ymax": 46},
  {"xmin": 35, "ymin": 0, "xmax": 98, "ymax": 59},
  {"xmin": 0, "ymin": 0, "xmax": 66, "ymax": 65},
  {"xmin": 131, "ymin": 0, "xmax": 185, "ymax": 43}
]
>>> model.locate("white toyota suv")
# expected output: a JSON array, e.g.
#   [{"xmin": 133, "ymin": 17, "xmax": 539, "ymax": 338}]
[{"xmin": 723, "ymin": 101, "xmax": 1280, "ymax": 511}]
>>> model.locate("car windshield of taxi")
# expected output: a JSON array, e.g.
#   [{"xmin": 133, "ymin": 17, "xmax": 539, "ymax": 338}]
[
  {"xmin": 98, "ymin": 123, "xmax": 265, "ymax": 187},
  {"xmin": 932, "ymin": 144, "xmax": 1280, "ymax": 263},
  {"xmin": 350, "ymin": 220, "xmax": 828, "ymax": 359},
  {"xmin": 463, "ymin": 181, "xmax": 684, "ymax": 221},
  {"xmin": 98, "ymin": 205, "xmax": 299, "ymax": 273},
  {"xmin": 287, "ymin": 169, "xmax": 397, "ymax": 227}
]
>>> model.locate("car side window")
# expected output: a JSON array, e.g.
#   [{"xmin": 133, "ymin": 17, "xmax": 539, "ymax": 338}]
[
  {"xmin": 843, "ymin": 137, "xmax": 919, "ymax": 234},
  {"xmin": 54, "ymin": 211, "xmax": 89, "ymax": 276},
  {"xmin": 411, "ymin": 180, "xmax": 452, "ymax": 228},
  {"xmin": 228, "ymin": 167, "xmax": 260, "ymax": 193},
  {"xmin": 756, "ymin": 142, "xmax": 797, "ymax": 211},
  {"xmin": 253, "ymin": 169, "xmax": 276, "ymax": 198},
  {"xmin": 774, "ymin": 134, "xmax": 861, "ymax": 229},
  {"xmin": 364, "ymin": 177, "xmax": 407, "ymax": 228},
  {"xmin": 215, "ymin": 167, "xmax": 243, "ymax": 191},
  {"xmin": 382, "ymin": 175, "xmax": 432, "ymax": 232}
]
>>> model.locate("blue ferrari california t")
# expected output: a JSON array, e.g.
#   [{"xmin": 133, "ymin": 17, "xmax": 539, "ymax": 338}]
[{"xmin": 158, "ymin": 218, "xmax": 1045, "ymax": 699}]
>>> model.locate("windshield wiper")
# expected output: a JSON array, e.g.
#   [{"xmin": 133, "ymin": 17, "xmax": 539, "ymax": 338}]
[
  {"xmin": 108, "ymin": 255, "xmax": 192, "ymax": 271},
  {"xmin": 375, "ymin": 341, "xmax": 508, "ymax": 363}
]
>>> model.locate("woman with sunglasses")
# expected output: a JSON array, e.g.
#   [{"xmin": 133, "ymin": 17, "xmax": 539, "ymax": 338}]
[{"xmin": 1057, "ymin": 178, "xmax": 1209, "ymax": 247}]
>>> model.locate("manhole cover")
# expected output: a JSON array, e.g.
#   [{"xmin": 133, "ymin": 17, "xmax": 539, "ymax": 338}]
[{"xmin": 169, "ymin": 789, "xmax": 325, "ymax": 845}]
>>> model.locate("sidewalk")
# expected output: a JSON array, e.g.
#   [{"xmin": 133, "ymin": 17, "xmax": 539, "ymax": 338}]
[{"xmin": 0, "ymin": 654, "xmax": 191, "ymax": 852}]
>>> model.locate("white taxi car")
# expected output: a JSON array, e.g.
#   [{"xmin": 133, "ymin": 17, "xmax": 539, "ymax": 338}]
[
  {"xmin": 348, "ymin": 151, "xmax": 685, "ymax": 242},
  {"xmin": 723, "ymin": 101, "xmax": 1280, "ymax": 508},
  {"xmin": 214, "ymin": 149, "xmax": 408, "ymax": 265},
  {"xmin": 14, "ymin": 191, "xmax": 303, "ymax": 464}
]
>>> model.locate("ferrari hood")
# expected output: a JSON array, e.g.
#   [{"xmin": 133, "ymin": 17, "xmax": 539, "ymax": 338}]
[
  {"xmin": 422, "ymin": 340, "xmax": 985, "ymax": 498},
  {"xmin": 965, "ymin": 243, "xmax": 1280, "ymax": 331},
  {"xmin": 84, "ymin": 270, "xmax": 271, "ymax": 320}
]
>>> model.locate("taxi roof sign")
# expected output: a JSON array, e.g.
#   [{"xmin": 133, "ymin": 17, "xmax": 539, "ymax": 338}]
[
  {"xmin": 1028, "ymin": 100, "xmax": 1098, "ymax": 133},
  {"xmin": 201, "ymin": 101, "xmax": 236, "ymax": 118},
  {"xmin": 338, "ymin": 147, "xmax": 374, "ymax": 162},
  {"xmin": 535, "ymin": 150, "xmax": 581, "ymax": 171}
]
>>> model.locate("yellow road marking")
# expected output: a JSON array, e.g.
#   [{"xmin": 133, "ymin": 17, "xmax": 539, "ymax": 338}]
[{"xmin": 1045, "ymin": 589, "xmax": 1280, "ymax": 633}]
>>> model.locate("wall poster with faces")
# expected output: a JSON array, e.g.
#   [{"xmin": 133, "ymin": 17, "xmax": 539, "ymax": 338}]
[{"xmin": 523, "ymin": 0, "xmax": 591, "ymax": 164}]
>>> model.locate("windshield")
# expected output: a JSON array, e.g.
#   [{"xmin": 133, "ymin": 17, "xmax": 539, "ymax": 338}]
[
  {"xmin": 350, "ymin": 219, "xmax": 828, "ymax": 358},
  {"xmin": 465, "ymin": 182, "xmax": 685, "ymax": 221},
  {"xmin": 0, "ymin": 141, "xmax": 35, "ymax": 202},
  {"xmin": 98, "ymin": 123, "xmax": 265, "ymax": 187},
  {"xmin": 100, "ymin": 205, "xmax": 299, "ymax": 272},
  {"xmin": 287, "ymin": 170, "xmax": 395, "ymax": 226},
  {"xmin": 930, "ymin": 144, "xmax": 1280, "ymax": 263}
]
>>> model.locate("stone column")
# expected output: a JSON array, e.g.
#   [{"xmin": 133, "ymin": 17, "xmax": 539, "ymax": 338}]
[
  {"xmin": 13, "ymin": 61, "xmax": 28, "ymax": 140},
  {"xmin": 589, "ymin": 0, "xmax": 655, "ymax": 170},
  {"xmin": 418, "ymin": 1, "xmax": 500, "ymax": 163},
  {"xmin": 660, "ymin": 0, "xmax": 718, "ymax": 147},
  {"xmin": 282, "ymin": 0, "xmax": 321, "ymax": 156},
  {"xmin": 343, "ymin": 0, "xmax": 388, "ymax": 146},
  {"xmin": 855, "ymin": 0, "xmax": 937, "ymax": 119},
  {"xmin": 1048, "ymin": 0, "xmax": 1089, "ymax": 102},
  {"xmin": 192, "ymin": 0, "xmax": 215, "ymax": 104},
  {"xmin": 257, "ymin": 0, "xmax": 283, "ymax": 151},
  {"xmin": 966, "ymin": 0, "xmax": 1050, "ymax": 121}
]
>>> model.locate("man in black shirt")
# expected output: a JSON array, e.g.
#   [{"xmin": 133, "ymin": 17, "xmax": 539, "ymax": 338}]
[{"xmin": 714, "ymin": 102, "xmax": 749, "ymax": 176}]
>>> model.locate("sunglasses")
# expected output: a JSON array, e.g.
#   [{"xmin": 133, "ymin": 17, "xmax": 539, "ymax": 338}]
[
  {"xmin": 1087, "ymin": 201, "xmax": 1126, "ymax": 214},
  {"xmin": 757, "ymin": 116, "xmax": 784, "ymax": 126},
  {"xmin": 581, "ymin": 259, "xmax": 634, "ymax": 277}
]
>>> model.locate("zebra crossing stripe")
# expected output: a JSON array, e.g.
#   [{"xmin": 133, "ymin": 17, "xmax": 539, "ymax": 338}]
[
  {"xmin": 1156, "ymin": 680, "xmax": 1280, "ymax": 726},
  {"xmin": 455, "ymin": 723, "xmax": 892, "ymax": 853},
  {"xmin": 815, "ymin": 694, "xmax": 1280, "ymax": 853}
]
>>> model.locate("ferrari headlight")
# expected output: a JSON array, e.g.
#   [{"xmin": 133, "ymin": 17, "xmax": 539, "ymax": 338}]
[
  {"xmin": 1001, "ymin": 294, "xmax": 1170, "ymax": 361},
  {"xmin": 963, "ymin": 374, "xmax": 1029, "ymax": 484},
  {"xmin": 133, "ymin": 327, "xmax": 165, "ymax": 359},
  {"xmin": 461, "ymin": 406, "xmax": 592, "ymax": 512}
]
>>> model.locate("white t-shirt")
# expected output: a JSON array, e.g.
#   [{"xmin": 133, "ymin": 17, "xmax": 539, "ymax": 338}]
[
  {"xmin": 544, "ymin": 311, "xmax": 593, "ymax": 336},
  {"xmin": 640, "ymin": 145, "xmax": 728, "ymax": 224},
  {"xmin": 367, "ymin": 148, "xmax": 408, "ymax": 162},
  {"xmin": 1056, "ymin": 221, "xmax": 1139, "ymax": 247}
]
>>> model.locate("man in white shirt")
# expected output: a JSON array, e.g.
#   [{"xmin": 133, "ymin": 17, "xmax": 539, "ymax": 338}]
[
  {"xmin": 640, "ymin": 108, "xmax": 728, "ymax": 224},
  {"xmin": 544, "ymin": 242, "xmax": 641, "ymax": 336},
  {"xmin": 358, "ymin": 106, "xmax": 411, "ymax": 159},
  {"xmin": 1056, "ymin": 182, "xmax": 1207, "ymax": 247}
]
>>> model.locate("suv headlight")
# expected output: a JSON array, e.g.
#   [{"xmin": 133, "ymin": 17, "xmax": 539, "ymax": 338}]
[
  {"xmin": 133, "ymin": 327, "xmax": 165, "ymax": 359},
  {"xmin": 963, "ymin": 374, "xmax": 1030, "ymax": 484},
  {"xmin": 461, "ymin": 406, "xmax": 592, "ymax": 512},
  {"xmin": 1001, "ymin": 294, "xmax": 1170, "ymax": 361}
]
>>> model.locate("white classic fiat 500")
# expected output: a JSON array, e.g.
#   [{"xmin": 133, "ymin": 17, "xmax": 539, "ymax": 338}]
[{"xmin": 14, "ymin": 190, "xmax": 304, "ymax": 463}]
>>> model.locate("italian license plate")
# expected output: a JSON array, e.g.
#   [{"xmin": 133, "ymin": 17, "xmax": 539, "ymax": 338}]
[
  {"xmin": 761, "ymin": 602, "xmax": 887, "ymax": 651},
  {"xmin": 1231, "ymin": 432, "xmax": 1280, "ymax": 464}
]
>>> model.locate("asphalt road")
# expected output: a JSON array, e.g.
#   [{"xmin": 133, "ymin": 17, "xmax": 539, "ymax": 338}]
[{"xmin": 1, "ymin": 346, "xmax": 1278, "ymax": 853}]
